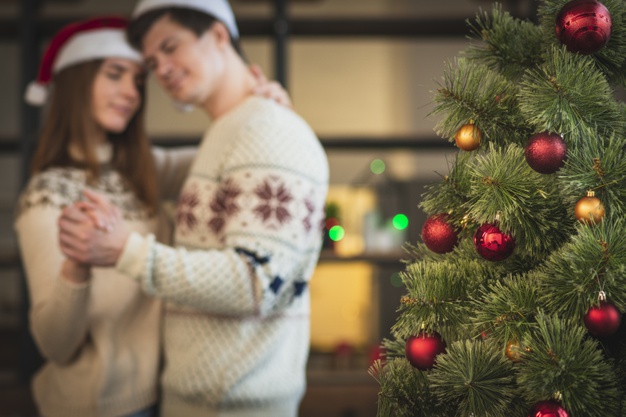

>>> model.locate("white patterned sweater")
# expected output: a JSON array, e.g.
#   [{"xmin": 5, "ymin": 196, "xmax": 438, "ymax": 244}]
[
  {"xmin": 116, "ymin": 96, "xmax": 329, "ymax": 415},
  {"xmin": 13, "ymin": 144, "xmax": 195, "ymax": 417}
]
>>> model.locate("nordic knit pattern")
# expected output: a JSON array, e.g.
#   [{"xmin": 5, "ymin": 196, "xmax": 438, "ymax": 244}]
[
  {"xmin": 13, "ymin": 145, "xmax": 194, "ymax": 417},
  {"xmin": 117, "ymin": 97, "xmax": 329, "ymax": 416}
]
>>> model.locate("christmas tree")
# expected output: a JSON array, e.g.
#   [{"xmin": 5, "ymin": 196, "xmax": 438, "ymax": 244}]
[{"xmin": 371, "ymin": 1, "xmax": 626, "ymax": 416}]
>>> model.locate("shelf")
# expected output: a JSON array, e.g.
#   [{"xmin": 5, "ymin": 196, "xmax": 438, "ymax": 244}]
[
  {"xmin": 152, "ymin": 135, "xmax": 453, "ymax": 150},
  {"xmin": 0, "ymin": 251, "xmax": 20, "ymax": 269},
  {"xmin": 319, "ymin": 249, "xmax": 406, "ymax": 266},
  {"xmin": 0, "ymin": 135, "xmax": 454, "ymax": 155},
  {"xmin": 0, "ymin": 16, "xmax": 477, "ymax": 41},
  {"xmin": 0, "ymin": 249, "xmax": 406, "ymax": 268}
]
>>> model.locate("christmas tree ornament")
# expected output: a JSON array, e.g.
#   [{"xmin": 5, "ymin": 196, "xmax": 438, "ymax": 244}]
[
  {"xmin": 555, "ymin": 0, "xmax": 612, "ymax": 55},
  {"xmin": 405, "ymin": 332, "xmax": 447, "ymax": 370},
  {"xmin": 574, "ymin": 191, "xmax": 605, "ymax": 224},
  {"xmin": 473, "ymin": 223, "xmax": 515, "ymax": 261},
  {"xmin": 505, "ymin": 340, "xmax": 523, "ymax": 362},
  {"xmin": 584, "ymin": 292, "xmax": 622, "ymax": 337},
  {"xmin": 524, "ymin": 132, "xmax": 567, "ymax": 174},
  {"xmin": 454, "ymin": 122, "xmax": 481, "ymax": 151},
  {"xmin": 421, "ymin": 214, "xmax": 458, "ymax": 254},
  {"xmin": 528, "ymin": 399, "xmax": 569, "ymax": 417}
]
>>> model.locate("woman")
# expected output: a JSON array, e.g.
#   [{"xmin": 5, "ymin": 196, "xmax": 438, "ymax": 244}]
[{"xmin": 15, "ymin": 15, "xmax": 290, "ymax": 417}]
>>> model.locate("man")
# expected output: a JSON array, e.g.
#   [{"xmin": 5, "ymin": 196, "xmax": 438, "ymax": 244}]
[{"xmin": 58, "ymin": 1, "xmax": 329, "ymax": 416}]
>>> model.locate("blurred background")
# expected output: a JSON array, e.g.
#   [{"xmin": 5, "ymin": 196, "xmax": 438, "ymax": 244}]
[{"xmin": 0, "ymin": 0, "xmax": 537, "ymax": 415}]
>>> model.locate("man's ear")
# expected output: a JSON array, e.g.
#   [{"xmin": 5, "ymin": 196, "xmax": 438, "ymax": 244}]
[{"xmin": 210, "ymin": 21, "xmax": 232, "ymax": 49}]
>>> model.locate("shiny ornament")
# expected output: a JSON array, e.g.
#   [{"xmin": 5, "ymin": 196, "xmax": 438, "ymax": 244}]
[
  {"xmin": 505, "ymin": 340, "xmax": 523, "ymax": 362},
  {"xmin": 574, "ymin": 191, "xmax": 605, "ymax": 224},
  {"xmin": 405, "ymin": 332, "xmax": 446, "ymax": 370},
  {"xmin": 455, "ymin": 123, "xmax": 481, "ymax": 151},
  {"xmin": 555, "ymin": 0, "xmax": 612, "ymax": 55},
  {"xmin": 584, "ymin": 301, "xmax": 622, "ymax": 337},
  {"xmin": 473, "ymin": 223, "xmax": 515, "ymax": 261},
  {"xmin": 524, "ymin": 132, "xmax": 567, "ymax": 174},
  {"xmin": 528, "ymin": 399, "xmax": 569, "ymax": 417},
  {"xmin": 421, "ymin": 214, "xmax": 458, "ymax": 254}
]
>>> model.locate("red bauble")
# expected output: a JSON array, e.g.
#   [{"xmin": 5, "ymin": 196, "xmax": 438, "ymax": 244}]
[
  {"xmin": 528, "ymin": 399, "xmax": 569, "ymax": 417},
  {"xmin": 405, "ymin": 332, "xmax": 446, "ymax": 370},
  {"xmin": 473, "ymin": 223, "xmax": 515, "ymax": 261},
  {"xmin": 422, "ymin": 214, "xmax": 458, "ymax": 254},
  {"xmin": 555, "ymin": 0, "xmax": 612, "ymax": 55},
  {"xmin": 524, "ymin": 132, "xmax": 567, "ymax": 174},
  {"xmin": 584, "ymin": 301, "xmax": 622, "ymax": 337}
]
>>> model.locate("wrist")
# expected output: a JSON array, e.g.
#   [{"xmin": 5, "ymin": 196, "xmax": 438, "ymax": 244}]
[{"xmin": 62, "ymin": 259, "xmax": 91, "ymax": 283}]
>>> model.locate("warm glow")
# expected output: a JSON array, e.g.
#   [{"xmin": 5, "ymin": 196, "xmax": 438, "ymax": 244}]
[{"xmin": 309, "ymin": 262, "xmax": 374, "ymax": 351}]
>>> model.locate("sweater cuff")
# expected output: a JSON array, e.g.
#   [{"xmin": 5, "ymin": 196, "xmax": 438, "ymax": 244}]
[
  {"xmin": 56, "ymin": 275, "xmax": 90, "ymax": 299},
  {"xmin": 116, "ymin": 232, "xmax": 154, "ymax": 281}
]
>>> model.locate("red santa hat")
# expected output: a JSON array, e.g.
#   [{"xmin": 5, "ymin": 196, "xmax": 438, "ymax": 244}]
[
  {"xmin": 25, "ymin": 16, "xmax": 142, "ymax": 106},
  {"xmin": 131, "ymin": 0, "xmax": 239, "ymax": 39}
]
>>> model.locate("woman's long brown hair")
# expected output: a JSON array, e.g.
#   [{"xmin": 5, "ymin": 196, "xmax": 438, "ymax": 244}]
[{"xmin": 30, "ymin": 60, "xmax": 159, "ymax": 214}]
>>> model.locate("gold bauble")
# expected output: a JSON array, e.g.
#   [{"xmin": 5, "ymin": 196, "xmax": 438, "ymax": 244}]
[
  {"xmin": 575, "ymin": 191, "xmax": 605, "ymax": 224},
  {"xmin": 505, "ymin": 340, "xmax": 523, "ymax": 362},
  {"xmin": 455, "ymin": 123, "xmax": 481, "ymax": 151}
]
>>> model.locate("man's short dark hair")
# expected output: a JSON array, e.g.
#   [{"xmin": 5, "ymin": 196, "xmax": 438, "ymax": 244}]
[{"xmin": 127, "ymin": 7, "xmax": 245, "ymax": 60}]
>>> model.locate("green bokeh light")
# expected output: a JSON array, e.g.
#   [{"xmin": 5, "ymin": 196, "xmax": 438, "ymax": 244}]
[
  {"xmin": 390, "ymin": 272, "xmax": 403, "ymax": 288},
  {"xmin": 392, "ymin": 214, "xmax": 409, "ymax": 230},
  {"xmin": 370, "ymin": 159, "xmax": 386, "ymax": 174},
  {"xmin": 328, "ymin": 225, "xmax": 345, "ymax": 241}
]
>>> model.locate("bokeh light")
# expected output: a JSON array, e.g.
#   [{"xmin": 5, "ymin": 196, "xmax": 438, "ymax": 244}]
[
  {"xmin": 392, "ymin": 214, "xmax": 409, "ymax": 230},
  {"xmin": 390, "ymin": 272, "xmax": 403, "ymax": 288},
  {"xmin": 370, "ymin": 159, "xmax": 386, "ymax": 174},
  {"xmin": 328, "ymin": 225, "xmax": 345, "ymax": 241}
]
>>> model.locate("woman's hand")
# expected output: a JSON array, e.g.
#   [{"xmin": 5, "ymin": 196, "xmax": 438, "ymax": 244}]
[
  {"xmin": 58, "ymin": 189, "xmax": 129, "ymax": 267},
  {"xmin": 250, "ymin": 64, "xmax": 293, "ymax": 109}
]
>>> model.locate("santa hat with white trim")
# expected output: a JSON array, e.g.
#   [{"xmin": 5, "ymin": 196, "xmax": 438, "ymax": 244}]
[
  {"xmin": 131, "ymin": 0, "xmax": 239, "ymax": 40},
  {"xmin": 25, "ymin": 16, "xmax": 142, "ymax": 106}
]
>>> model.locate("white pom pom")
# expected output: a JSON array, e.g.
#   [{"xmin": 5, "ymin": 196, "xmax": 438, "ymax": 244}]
[
  {"xmin": 24, "ymin": 82, "xmax": 48, "ymax": 106},
  {"xmin": 172, "ymin": 100, "xmax": 194, "ymax": 113}
]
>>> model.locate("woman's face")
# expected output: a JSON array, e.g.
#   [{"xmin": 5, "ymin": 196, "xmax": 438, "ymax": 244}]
[
  {"xmin": 141, "ymin": 15, "xmax": 226, "ymax": 107},
  {"xmin": 91, "ymin": 58, "xmax": 144, "ymax": 134}
]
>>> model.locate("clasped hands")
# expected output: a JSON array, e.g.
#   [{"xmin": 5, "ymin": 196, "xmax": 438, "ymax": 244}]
[{"xmin": 58, "ymin": 189, "xmax": 130, "ymax": 267}]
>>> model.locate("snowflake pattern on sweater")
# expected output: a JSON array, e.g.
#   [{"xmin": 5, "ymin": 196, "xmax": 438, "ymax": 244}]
[{"xmin": 15, "ymin": 165, "xmax": 152, "ymax": 222}]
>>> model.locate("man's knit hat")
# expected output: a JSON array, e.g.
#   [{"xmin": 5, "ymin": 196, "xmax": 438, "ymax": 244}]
[
  {"xmin": 131, "ymin": 0, "xmax": 239, "ymax": 39},
  {"xmin": 24, "ymin": 16, "xmax": 142, "ymax": 106}
]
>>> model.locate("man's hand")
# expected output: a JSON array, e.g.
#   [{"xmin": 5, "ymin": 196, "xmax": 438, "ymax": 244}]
[{"xmin": 58, "ymin": 189, "xmax": 130, "ymax": 267}]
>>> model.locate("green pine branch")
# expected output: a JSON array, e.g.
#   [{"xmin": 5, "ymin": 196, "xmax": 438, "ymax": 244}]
[
  {"xmin": 518, "ymin": 45, "xmax": 624, "ymax": 137},
  {"xmin": 470, "ymin": 274, "xmax": 541, "ymax": 347},
  {"xmin": 373, "ymin": 358, "xmax": 454, "ymax": 417},
  {"xmin": 392, "ymin": 258, "xmax": 496, "ymax": 342},
  {"xmin": 427, "ymin": 339, "xmax": 524, "ymax": 417},
  {"xmin": 463, "ymin": 143, "xmax": 573, "ymax": 258},
  {"xmin": 557, "ymin": 130, "xmax": 626, "ymax": 216},
  {"xmin": 431, "ymin": 58, "xmax": 531, "ymax": 148},
  {"xmin": 420, "ymin": 151, "xmax": 473, "ymax": 221},
  {"xmin": 516, "ymin": 313, "xmax": 621, "ymax": 416},
  {"xmin": 537, "ymin": 213, "xmax": 626, "ymax": 320},
  {"xmin": 465, "ymin": 4, "xmax": 544, "ymax": 80}
]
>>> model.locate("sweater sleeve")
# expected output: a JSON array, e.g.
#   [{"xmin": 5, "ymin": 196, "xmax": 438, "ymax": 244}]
[
  {"xmin": 118, "ymin": 113, "xmax": 328, "ymax": 317},
  {"xmin": 152, "ymin": 146, "xmax": 196, "ymax": 201},
  {"xmin": 15, "ymin": 205, "xmax": 90, "ymax": 364}
]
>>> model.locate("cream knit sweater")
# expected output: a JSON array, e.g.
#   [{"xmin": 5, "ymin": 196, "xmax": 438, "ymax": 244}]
[
  {"xmin": 116, "ymin": 97, "xmax": 329, "ymax": 417},
  {"xmin": 14, "ymin": 144, "xmax": 194, "ymax": 417}
]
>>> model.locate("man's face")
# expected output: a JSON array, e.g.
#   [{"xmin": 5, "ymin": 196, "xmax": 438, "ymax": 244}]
[{"xmin": 141, "ymin": 14, "xmax": 225, "ymax": 106}]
